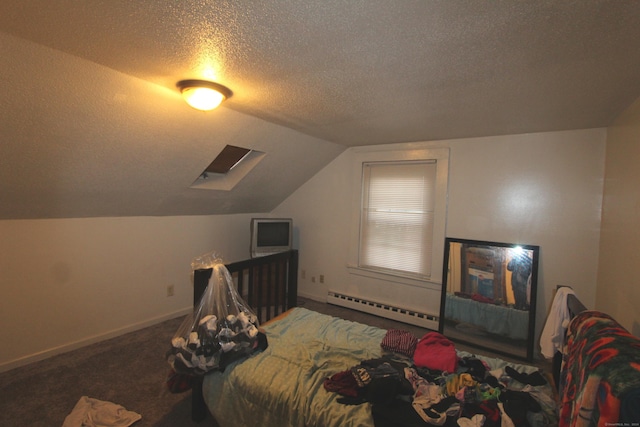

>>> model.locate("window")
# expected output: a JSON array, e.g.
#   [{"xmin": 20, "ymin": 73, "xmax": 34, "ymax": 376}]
[
  {"xmin": 349, "ymin": 146, "xmax": 449, "ymax": 285},
  {"xmin": 204, "ymin": 145, "xmax": 252, "ymax": 174},
  {"xmin": 360, "ymin": 161, "xmax": 436, "ymax": 279},
  {"xmin": 190, "ymin": 145, "xmax": 266, "ymax": 191}
]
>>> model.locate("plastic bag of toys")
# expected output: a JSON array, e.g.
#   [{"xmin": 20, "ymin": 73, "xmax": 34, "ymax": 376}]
[{"xmin": 166, "ymin": 252, "xmax": 263, "ymax": 375}]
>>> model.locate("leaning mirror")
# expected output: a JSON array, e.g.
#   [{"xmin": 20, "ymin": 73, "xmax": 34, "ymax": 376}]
[{"xmin": 438, "ymin": 238, "xmax": 539, "ymax": 361}]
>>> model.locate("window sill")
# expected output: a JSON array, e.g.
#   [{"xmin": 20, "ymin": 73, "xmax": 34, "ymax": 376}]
[{"xmin": 346, "ymin": 265, "xmax": 441, "ymax": 290}]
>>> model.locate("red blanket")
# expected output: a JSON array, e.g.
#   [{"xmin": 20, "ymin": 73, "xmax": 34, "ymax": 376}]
[{"xmin": 559, "ymin": 311, "xmax": 640, "ymax": 426}]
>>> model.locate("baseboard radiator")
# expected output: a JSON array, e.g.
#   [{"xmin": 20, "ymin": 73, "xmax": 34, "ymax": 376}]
[{"xmin": 327, "ymin": 291, "xmax": 439, "ymax": 331}]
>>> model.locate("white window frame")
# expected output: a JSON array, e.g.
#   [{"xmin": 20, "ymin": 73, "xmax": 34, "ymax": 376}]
[{"xmin": 348, "ymin": 146, "xmax": 449, "ymax": 287}]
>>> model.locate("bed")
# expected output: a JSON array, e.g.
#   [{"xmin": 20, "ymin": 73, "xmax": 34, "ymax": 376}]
[
  {"xmin": 201, "ymin": 307, "xmax": 558, "ymax": 426},
  {"xmin": 444, "ymin": 293, "xmax": 529, "ymax": 340},
  {"xmin": 203, "ymin": 307, "xmax": 387, "ymax": 427},
  {"xmin": 190, "ymin": 249, "xmax": 299, "ymax": 421},
  {"xmin": 189, "ymin": 249, "xmax": 559, "ymax": 426}
]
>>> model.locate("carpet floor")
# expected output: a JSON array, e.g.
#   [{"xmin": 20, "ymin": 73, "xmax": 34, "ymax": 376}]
[{"xmin": 0, "ymin": 315, "xmax": 207, "ymax": 427}]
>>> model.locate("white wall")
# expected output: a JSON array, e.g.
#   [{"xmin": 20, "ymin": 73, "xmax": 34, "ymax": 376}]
[
  {"xmin": 597, "ymin": 96, "xmax": 640, "ymax": 335},
  {"xmin": 274, "ymin": 128, "xmax": 607, "ymax": 353},
  {"xmin": 0, "ymin": 214, "xmax": 256, "ymax": 371},
  {"xmin": 0, "ymin": 127, "xmax": 611, "ymax": 370}
]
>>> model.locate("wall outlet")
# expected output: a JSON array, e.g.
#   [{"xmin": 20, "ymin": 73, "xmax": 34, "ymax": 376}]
[
  {"xmin": 167, "ymin": 284, "xmax": 175, "ymax": 297},
  {"xmin": 311, "ymin": 276, "xmax": 316, "ymax": 283},
  {"xmin": 319, "ymin": 274, "xmax": 325, "ymax": 284},
  {"xmin": 301, "ymin": 269, "xmax": 306, "ymax": 279}
]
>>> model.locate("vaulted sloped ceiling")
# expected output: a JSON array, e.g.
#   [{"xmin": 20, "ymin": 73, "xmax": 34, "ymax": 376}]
[{"xmin": 1, "ymin": 1, "xmax": 640, "ymax": 219}]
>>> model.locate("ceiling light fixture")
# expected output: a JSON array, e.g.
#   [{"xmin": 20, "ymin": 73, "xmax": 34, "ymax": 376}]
[{"xmin": 176, "ymin": 79, "xmax": 232, "ymax": 111}]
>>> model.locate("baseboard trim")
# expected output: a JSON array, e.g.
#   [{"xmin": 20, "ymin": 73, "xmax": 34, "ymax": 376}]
[
  {"xmin": 0, "ymin": 307, "xmax": 191, "ymax": 374},
  {"xmin": 327, "ymin": 291, "xmax": 439, "ymax": 330}
]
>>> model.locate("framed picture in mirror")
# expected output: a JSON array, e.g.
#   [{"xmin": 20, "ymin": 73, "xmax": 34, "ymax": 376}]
[{"xmin": 438, "ymin": 237, "xmax": 540, "ymax": 361}]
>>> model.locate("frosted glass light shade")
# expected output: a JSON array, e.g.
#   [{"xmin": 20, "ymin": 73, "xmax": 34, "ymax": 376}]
[
  {"xmin": 182, "ymin": 87, "xmax": 225, "ymax": 111},
  {"xmin": 177, "ymin": 80, "xmax": 232, "ymax": 111}
]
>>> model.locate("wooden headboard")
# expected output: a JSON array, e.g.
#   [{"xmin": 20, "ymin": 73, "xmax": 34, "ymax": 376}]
[
  {"xmin": 193, "ymin": 249, "xmax": 299, "ymax": 324},
  {"xmin": 190, "ymin": 249, "xmax": 299, "ymax": 421}
]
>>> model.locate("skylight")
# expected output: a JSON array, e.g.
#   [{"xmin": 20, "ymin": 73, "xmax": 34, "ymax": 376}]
[
  {"xmin": 204, "ymin": 145, "xmax": 251, "ymax": 174},
  {"xmin": 190, "ymin": 145, "xmax": 266, "ymax": 191}
]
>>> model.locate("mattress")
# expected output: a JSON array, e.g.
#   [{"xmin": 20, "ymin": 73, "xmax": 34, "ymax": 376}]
[
  {"xmin": 202, "ymin": 307, "xmax": 556, "ymax": 427},
  {"xmin": 202, "ymin": 307, "xmax": 386, "ymax": 427}
]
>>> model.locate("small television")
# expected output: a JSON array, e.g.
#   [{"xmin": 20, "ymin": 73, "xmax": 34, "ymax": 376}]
[{"xmin": 250, "ymin": 218, "xmax": 293, "ymax": 258}]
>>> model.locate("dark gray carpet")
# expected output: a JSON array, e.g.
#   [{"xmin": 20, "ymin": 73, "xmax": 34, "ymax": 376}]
[{"xmin": 0, "ymin": 315, "xmax": 209, "ymax": 427}]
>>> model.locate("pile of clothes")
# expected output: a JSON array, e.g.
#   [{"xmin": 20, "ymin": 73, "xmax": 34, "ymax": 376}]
[{"xmin": 324, "ymin": 330, "xmax": 556, "ymax": 427}]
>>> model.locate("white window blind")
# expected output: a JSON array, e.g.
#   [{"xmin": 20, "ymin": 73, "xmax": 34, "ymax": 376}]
[{"xmin": 359, "ymin": 160, "xmax": 437, "ymax": 279}]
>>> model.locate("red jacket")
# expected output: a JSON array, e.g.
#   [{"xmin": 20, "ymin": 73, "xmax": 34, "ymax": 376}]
[{"xmin": 413, "ymin": 331, "xmax": 457, "ymax": 373}]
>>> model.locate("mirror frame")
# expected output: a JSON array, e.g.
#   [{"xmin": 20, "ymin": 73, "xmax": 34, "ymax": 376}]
[{"xmin": 438, "ymin": 237, "xmax": 539, "ymax": 361}]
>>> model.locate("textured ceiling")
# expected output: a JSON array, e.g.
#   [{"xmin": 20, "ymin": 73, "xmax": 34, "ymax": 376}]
[{"xmin": 1, "ymin": 1, "xmax": 639, "ymax": 219}]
